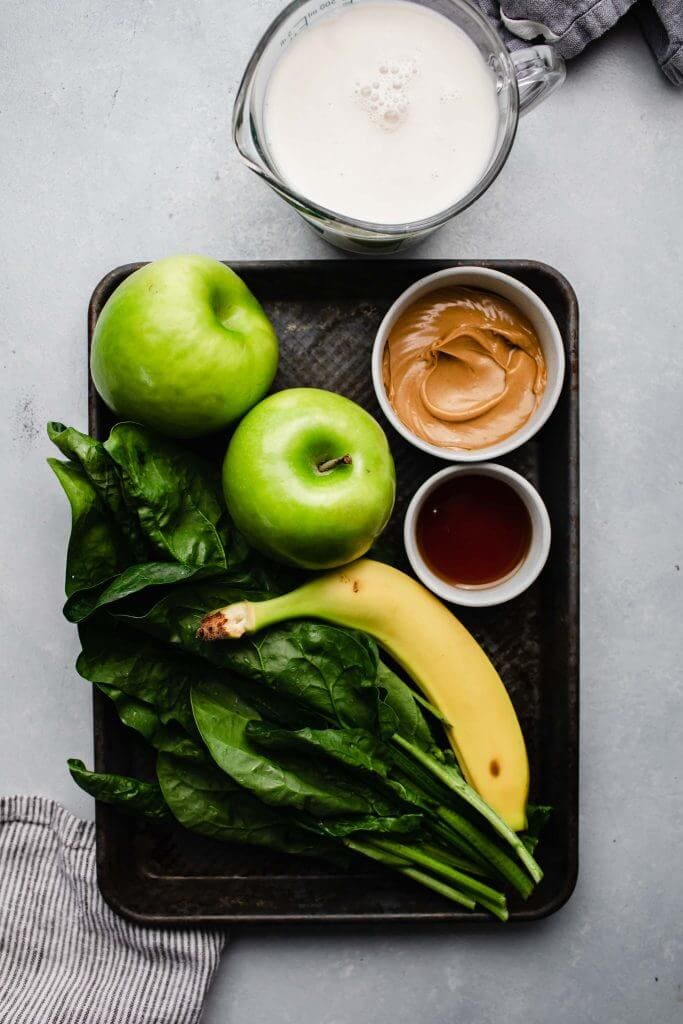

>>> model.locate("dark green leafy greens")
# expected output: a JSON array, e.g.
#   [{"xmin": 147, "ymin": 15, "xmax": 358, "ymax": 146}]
[
  {"xmin": 247, "ymin": 722, "xmax": 394, "ymax": 779},
  {"xmin": 67, "ymin": 759, "xmax": 171, "ymax": 822},
  {"xmin": 48, "ymin": 422, "xmax": 148, "ymax": 559},
  {"xmin": 48, "ymin": 459, "xmax": 129, "ymax": 599},
  {"xmin": 77, "ymin": 616, "xmax": 321, "ymax": 733},
  {"xmin": 77, "ymin": 619, "xmax": 203, "ymax": 760},
  {"xmin": 156, "ymin": 753, "xmax": 344, "ymax": 863},
  {"xmin": 48, "ymin": 422, "xmax": 252, "ymax": 623},
  {"xmin": 522, "ymin": 805, "xmax": 553, "ymax": 854},
  {"xmin": 191, "ymin": 677, "xmax": 420, "ymax": 833},
  {"xmin": 52, "ymin": 420, "xmax": 550, "ymax": 918},
  {"xmin": 213, "ymin": 622, "xmax": 380, "ymax": 731},
  {"xmin": 103, "ymin": 422, "xmax": 248, "ymax": 569},
  {"xmin": 96, "ymin": 683, "xmax": 204, "ymax": 761},
  {"xmin": 375, "ymin": 662, "xmax": 442, "ymax": 752},
  {"xmin": 65, "ymin": 561, "xmax": 225, "ymax": 623}
]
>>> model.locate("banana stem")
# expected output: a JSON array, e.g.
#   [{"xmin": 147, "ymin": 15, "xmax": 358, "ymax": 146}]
[
  {"xmin": 392, "ymin": 734, "xmax": 542, "ymax": 884},
  {"xmin": 197, "ymin": 592, "xmax": 306, "ymax": 641}
]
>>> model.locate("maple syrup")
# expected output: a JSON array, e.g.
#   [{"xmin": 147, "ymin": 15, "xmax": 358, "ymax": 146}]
[{"xmin": 416, "ymin": 474, "xmax": 532, "ymax": 588}]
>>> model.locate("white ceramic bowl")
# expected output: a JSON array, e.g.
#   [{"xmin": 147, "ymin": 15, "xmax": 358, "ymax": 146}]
[
  {"xmin": 404, "ymin": 464, "xmax": 551, "ymax": 607},
  {"xmin": 372, "ymin": 266, "xmax": 565, "ymax": 462}
]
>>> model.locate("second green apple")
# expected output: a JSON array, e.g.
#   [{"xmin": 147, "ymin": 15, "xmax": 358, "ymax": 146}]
[{"xmin": 223, "ymin": 388, "xmax": 396, "ymax": 569}]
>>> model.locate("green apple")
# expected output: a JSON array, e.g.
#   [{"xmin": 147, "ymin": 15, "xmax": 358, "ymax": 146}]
[
  {"xmin": 223, "ymin": 388, "xmax": 396, "ymax": 569},
  {"xmin": 90, "ymin": 254, "xmax": 278, "ymax": 437}
]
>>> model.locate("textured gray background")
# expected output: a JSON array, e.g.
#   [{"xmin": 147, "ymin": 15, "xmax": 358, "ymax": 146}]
[{"xmin": 1, "ymin": 1, "xmax": 682, "ymax": 1022}]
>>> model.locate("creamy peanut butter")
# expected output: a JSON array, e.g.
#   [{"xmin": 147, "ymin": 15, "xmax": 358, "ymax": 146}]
[{"xmin": 382, "ymin": 287, "xmax": 547, "ymax": 450}]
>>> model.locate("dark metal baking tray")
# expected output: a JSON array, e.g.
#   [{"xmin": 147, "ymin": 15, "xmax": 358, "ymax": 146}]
[{"xmin": 88, "ymin": 259, "xmax": 579, "ymax": 924}]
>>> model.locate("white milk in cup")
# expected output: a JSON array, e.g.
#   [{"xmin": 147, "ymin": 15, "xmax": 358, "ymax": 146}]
[{"xmin": 263, "ymin": 0, "xmax": 500, "ymax": 224}]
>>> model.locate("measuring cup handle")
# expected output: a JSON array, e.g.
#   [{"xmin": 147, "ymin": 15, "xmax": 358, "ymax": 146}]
[{"xmin": 510, "ymin": 45, "xmax": 565, "ymax": 116}]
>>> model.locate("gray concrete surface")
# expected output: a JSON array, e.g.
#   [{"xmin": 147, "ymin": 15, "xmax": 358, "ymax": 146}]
[{"xmin": 1, "ymin": 2, "xmax": 682, "ymax": 1022}]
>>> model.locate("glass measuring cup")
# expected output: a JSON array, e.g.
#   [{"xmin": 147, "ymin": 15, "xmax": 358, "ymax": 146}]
[{"xmin": 233, "ymin": 0, "xmax": 565, "ymax": 253}]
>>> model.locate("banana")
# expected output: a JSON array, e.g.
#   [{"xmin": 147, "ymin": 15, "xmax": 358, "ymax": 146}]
[{"xmin": 197, "ymin": 558, "xmax": 529, "ymax": 830}]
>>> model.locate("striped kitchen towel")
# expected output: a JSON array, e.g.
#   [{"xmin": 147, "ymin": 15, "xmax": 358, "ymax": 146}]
[{"xmin": 0, "ymin": 796, "xmax": 226, "ymax": 1024}]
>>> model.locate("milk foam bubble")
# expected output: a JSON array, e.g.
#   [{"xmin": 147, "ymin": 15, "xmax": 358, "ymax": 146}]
[{"xmin": 354, "ymin": 56, "xmax": 418, "ymax": 131}]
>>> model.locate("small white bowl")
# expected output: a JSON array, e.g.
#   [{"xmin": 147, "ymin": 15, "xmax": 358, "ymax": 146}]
[
  {"xmin": 372, "ymin": 266, "xmax": 565, "ymax": 462},
  {"xmin": 404, "ymin": 464, "xmax": 551, "ymax": 607}
]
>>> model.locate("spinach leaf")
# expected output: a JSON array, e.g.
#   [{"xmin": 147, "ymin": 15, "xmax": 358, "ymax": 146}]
[
  {"xmin": 156, "ymin": 753, "xmax": 344, "ymax": 862},
  {"xmin": 104, "ymin": 422, "xmax": 247, "ymax": 568},
  {"xmin": 78, "ymin": 620, "xmax": 204, "ymax": 758},
  {"xmin": 309, "ymin": 814, "xmax": 421, "ymax": 838},
  {"xmin": 239, "ymin": 555, "xmax": 307, "ymax": 596},
  {"xmin": 246, "ymin": 722, "xmax": 393, "ymax": 779},
  {"xmin": 376, "ymin": 662, "xmax": 439, "ymax": 753},
  {"xmin": 78, "ymin": 619, "xmax": 200, "ymax": 737},
  {"xmin": 68, "ymin": 758, "xmax": 171, "ymax": 821},
  {"xmin": 191, "ymin": 677, "xmax": 409, "ymax": 822},
  {"xmin": 79, "ymin": 615, "xmax": 309, "ymax": 740},
  {"xmin": 224, "ymin": 622, "xmax": 380, "ymax": 731},
  {"xmin": 106, "ymin": 598, "xmax": 315, "ymax": 729},
  {"xmin": 64, "ymin": 561, "xmax": 226, "ymax": 623},
  {"xmin": 96, "ymin": 682, "xmax": 204, "ymax": 761},
  {"xmin": 245, "ymin": 721, "xmax": 432, "ymax": 822},
  {"xmin": 521, "ymin": 805, "xmax": 553, "ymax": 854},
  {"xmin": 48, "ymin": 422, "xmax": 147, "ymax": 560},
  {"xmin": 117, "ymin": 579, "xmax": 266, "ymax": 643},
  {"xmin": 48, "ymin": 458, "xmax": 128, "ymax": 599}
]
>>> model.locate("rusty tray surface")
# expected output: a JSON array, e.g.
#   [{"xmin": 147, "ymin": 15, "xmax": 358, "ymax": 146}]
[{"xmin": 88, "ymin": 259, "xmax": 579, "ymax": 924}]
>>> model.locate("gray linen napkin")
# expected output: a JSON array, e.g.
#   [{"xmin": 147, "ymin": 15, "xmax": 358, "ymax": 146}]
[
  {"xmin": 637, "ymin": 0, "xmax": 683, "ymax": 84},
  {"xmin": 475, "ymin": 0, "xmax": 683, "ymax": 84},
  {"xmin": 0, "ymin": 796, "xmax": 226, "ymax": 1024}
]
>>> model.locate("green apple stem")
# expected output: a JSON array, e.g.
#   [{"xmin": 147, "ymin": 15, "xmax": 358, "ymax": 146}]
[{"xmin": 316, "ymin": 454, "xmax": 352, "ymax": 474}]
